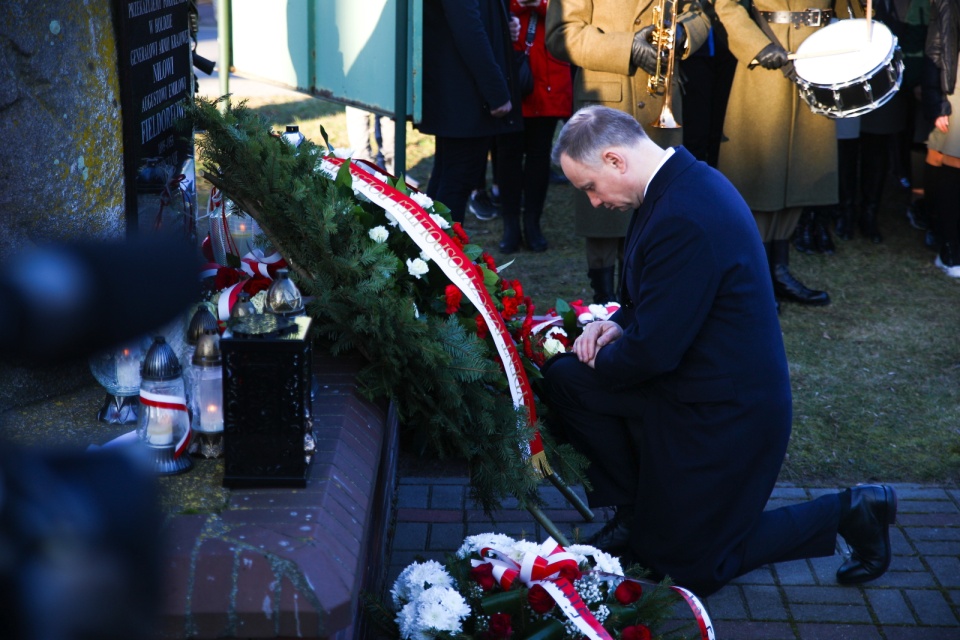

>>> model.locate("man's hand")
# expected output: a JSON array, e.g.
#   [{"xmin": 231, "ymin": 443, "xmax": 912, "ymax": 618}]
[
  {"xmin": 631, "ymin": 26, "xmax": 659, "ymax": 76},
  {"xmin": 754, "ymin": 43, "xmax": 789, "ymax": 70},
  {"xmin": 490, "ymin": 100, "xmax": 512, "ymax": 117},
  {"xmin": 935, "ymin": 114, "xmax": 950, "ymax": 133},
  {"xmin": 509, "ymin": 15, "xmax": 521, "ymax": 42},
  {"xmin": 573, "ymin": 320, "xmax": 623, "ymax": 368}
]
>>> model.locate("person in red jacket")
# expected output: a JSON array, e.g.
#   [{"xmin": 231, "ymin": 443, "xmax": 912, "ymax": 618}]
[{"xmin": 495, "ymin": 0, "xmax": 574, "ymax": 253}]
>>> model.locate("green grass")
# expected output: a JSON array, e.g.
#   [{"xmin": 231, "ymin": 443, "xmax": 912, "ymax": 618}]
[{"xmin": 199, "ymin": 94, "xmax": 960, "ymax": 488}]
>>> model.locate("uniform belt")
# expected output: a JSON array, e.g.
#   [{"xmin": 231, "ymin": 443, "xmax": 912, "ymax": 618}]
[{"xmin": 759, "ymin": 9, "xmax": 834, "ymax": 27}]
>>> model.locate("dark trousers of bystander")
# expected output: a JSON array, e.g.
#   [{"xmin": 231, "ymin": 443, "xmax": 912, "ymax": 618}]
[
  {"xmin": 496, "ymin": 116, "xmax": 561, "ymax": 250},
  {"xmin": 427, "ymin": 135, "xmax": 493, "ymax": 223}
]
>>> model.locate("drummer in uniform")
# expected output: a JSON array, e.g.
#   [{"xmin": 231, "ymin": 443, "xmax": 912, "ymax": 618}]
[{"xmin": 713, "ymin": 0, "xmax": 866, "ymax": 308}]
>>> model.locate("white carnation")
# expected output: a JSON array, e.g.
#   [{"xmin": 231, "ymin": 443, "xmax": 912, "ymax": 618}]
[
  {"xmin": 456, "ymin": 533, "xmax": 517, "ymax": 559},
  {"xmin": 429, "ymin": 213, "xmax": 450, "ymax": 229},
  {"xmin": 406, "ymin": 257, "xmax": 429, "ymax": 279},
  {"xmin": 578, "ymin": 312, "xmax": 595, "ymax": 325},
  {"xmin": 419, "ymin": 251, "xmax": 430, "ymax": 262},
  {"xmin": 368, "ymin": 226, "xmax": 389, "ymax": 243},
  {"xmin": 385, "ymin": 210, "xmax": 400, "ymax": 227},
  {"xmin": 587, "ymin": 303, "xmax": 612, "ymax": 320},
  {"xmin": 332, "ymin": 147, "xmax": 354, "ymax": 159},
  {"xmin": 391, "ymin": 560, "xmax": 453, "ymax": 608},
  {"xmin": 545, "ymin": 326, "xmax": 568, "ymax": 339},
  {"xmin": 412, "ymin": 191, "xmax": 435, "ymax": 210}
]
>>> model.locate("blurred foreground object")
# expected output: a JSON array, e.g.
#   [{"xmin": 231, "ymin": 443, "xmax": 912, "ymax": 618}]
[
  {"xmin": 0, "ymin": 236, "xmax": 201, "ymax": 363},
  {"xmin": 0, "ymin": 444, "xmax": 162, "ymax": 640}
]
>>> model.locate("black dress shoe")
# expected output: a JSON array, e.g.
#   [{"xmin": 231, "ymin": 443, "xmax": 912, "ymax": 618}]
[
  {"xmin": 585, "ymin": 506, "xmax": 634, "ymax": 556},
  {"xmin": 837, "ymin": 484, "xmax": 897, "ymax": 584}
]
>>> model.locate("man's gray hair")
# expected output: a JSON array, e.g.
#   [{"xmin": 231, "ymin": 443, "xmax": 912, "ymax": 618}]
[{"xmin": 551, "ymin": 105, "xmax": 648, "ymax": 167}]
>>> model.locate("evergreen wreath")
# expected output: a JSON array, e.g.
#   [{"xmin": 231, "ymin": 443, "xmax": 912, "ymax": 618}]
[{"xmin": 185, "ymin": 97, "xmax": 588, "ymax": 512}]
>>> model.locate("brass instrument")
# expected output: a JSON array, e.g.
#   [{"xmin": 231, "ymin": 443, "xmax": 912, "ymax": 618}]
[{"xmin": 646, "ymin": 0, "xmax": 681, "ymax": 129}]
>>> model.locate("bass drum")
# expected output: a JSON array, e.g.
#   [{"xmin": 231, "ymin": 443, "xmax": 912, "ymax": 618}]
[{"xmin": 793, "ymin": 19, "xmax": 904, "ymax": 119}]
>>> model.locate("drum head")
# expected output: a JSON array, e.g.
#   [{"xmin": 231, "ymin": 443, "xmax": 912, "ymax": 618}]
[{"xmin": 794, "ymin": 19, "xmax": 894, "ymax": 86}]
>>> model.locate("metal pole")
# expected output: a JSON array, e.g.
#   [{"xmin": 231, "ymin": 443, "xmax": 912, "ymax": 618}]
[
  {"xmin": 527, "ymin": 504, "xmax": 570, "ymax": 546},
  {"xmin": 394, "ymin": 0, "xmax": 408, "ymax": 178},
  {"xmin": 217, "ymin": 0, "xmax": 231, "ymax": 108}
]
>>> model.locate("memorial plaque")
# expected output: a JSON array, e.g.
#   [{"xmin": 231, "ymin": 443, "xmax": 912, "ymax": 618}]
[{"xmin": 114, "ymin": 0, "xmax": 196, "ymax": 238}]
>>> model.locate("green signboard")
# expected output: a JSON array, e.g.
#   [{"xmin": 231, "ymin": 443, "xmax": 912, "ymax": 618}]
[{"xmin": 230, "ymin": 0, "xmax": 420, "ymax": 121}]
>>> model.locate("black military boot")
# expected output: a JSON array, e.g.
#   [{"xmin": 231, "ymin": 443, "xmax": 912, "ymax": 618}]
[
  {"xmin": 770, "ymin": 240, "xmax": 830, "ymax": 306},
  {"xmin": 813, "ymin": 208, "xmax": 836, "ymax": 254},
  {"xmin": 587, "ymin": 266, "xmax": 617, "ymax": 305}
]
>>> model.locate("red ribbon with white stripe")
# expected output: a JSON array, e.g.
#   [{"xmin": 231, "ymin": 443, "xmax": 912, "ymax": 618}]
[
  {"xmin": 138, "ymin": 389, "xmax": 191, "ymax": 458},
  {"xmin": 318, "ymin": 157, "xmax": 551, "ymax": 473},
  {"xmin": 471, "ymin": 538, "xmax": 613, "ymax": 640}
]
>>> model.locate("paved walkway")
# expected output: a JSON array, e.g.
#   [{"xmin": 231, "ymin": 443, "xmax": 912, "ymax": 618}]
[{"xmin": 389, "ymin": 478, "xmax": 960, "ymax": 639}]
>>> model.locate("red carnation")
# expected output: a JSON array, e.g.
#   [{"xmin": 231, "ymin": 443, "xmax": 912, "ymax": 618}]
[
  {"xmin": 527, "ymin": 584, "xmax": 555, "ymax": 614},
  {"xmin": 614, "ymin": 580, "xmax": 643, "ymax": 605},
  {"xmin": 486, "ymin": 613, "xmax": 513, "ymax": 639},
  {"xmin": 444, "ymin": 284, "xmax": 463, "ymax": 315},
  {"xmin": 453, "ymin": 222, "xmax": 470, "ymax": 244},
  {"xmin": 512, "ymin": 279, "xmax": 524, "ymax": 299},
  {"xmin": 621, "ymin": 624, "xmax": 653, "ymax": 640},
  {"xmin": 475, "ymin": 315, "xmax": 489, "ymax": 340},
  {"xmin": 502, "ymin": 296, "xmax": 520, "ymax": 319},
  {"xmin": 481, "ymin": 252, "xmax": 498, "ymax": 272},
  {"xmin": 469, "ymin": 563, "xmax": 496, "ymax": 591}
]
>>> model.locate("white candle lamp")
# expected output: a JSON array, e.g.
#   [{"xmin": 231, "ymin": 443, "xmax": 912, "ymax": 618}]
[
  {"xmin": 137, "ymin": 336, "xmax": 192, "ymax": 475},
  {"xmin": 89, "ymin": 341, "xmax": 144, "ymax": 424},
  {"xmin": 189, "ymin": 330, "xmax": 224, "ymax": 459}
]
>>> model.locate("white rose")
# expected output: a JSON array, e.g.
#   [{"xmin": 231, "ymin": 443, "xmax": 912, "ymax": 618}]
[
  {"xmin": 368, "ymin": 226, "xmax": 389, "ymax": 243},
  {"xmin": 543, "ymin": 337, "xmax": 566, "ymax": 357},
  {"xmin": 407, "ymin": 258, "xmax": 429, "ymax": 279}
]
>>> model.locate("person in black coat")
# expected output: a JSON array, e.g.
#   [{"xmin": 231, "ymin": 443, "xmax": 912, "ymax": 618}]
[
  {"xmin": 540, "ymin": 105, "xmax": 898, "ymax": 596},
  {"xmin": 419, "ymin": 0, "xmax": 524, "ymax": 223}
]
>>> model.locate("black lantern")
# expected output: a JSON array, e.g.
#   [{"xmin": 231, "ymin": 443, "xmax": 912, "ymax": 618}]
[{"xmin": 220, "ymin": 314, "xmax": 313, "ymax": 488}]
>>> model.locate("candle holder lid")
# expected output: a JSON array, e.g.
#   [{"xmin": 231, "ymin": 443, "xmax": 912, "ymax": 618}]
[
  {"xmin": 186, "ymin": 306, "xmax": 218, "ymax": 345},
  {"xmin": 229, "ymin": 314, "xmax": 296, "ymax": 339},
  {"xmin": 141, "ymin": 336, "xmax": 182, "ymax": 381}
]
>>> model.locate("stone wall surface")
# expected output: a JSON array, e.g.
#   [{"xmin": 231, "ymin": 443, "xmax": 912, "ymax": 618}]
[
  {"xmin": 0, "ymin": 0, "xmax": 126, "ymax": 411},
  {"xmin": 0, "ymin": 0, "xmax": 125, "ymax": 253}
]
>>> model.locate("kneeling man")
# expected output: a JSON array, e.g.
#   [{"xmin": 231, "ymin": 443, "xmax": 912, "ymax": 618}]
[{"xmin": 540, "ymin": 105, "xmax": 896, "ymax": 596}]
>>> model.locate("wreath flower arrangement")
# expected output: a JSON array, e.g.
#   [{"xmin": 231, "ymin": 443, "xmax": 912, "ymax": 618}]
[
  {"xmin": 185, "ymin": 97, "xmax": 589, "ymax": 511},
  {"xmin": 371, "ymin": 533, "xmax": 713, "ymax": 640}
]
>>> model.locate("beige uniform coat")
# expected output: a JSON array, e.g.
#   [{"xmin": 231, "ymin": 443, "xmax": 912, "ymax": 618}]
[
  {"xmin": 714, "ymin": 0, "xmax": 865, "ymax": 212},
  {"xmin": 546, "ymin": 0, "xmax": 712, "ymax": 237}
]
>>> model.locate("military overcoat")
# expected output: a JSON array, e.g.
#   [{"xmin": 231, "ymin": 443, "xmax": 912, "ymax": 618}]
[{"xmin": 546, "ymin": 0, "xmax": 712, "ymax": 237}]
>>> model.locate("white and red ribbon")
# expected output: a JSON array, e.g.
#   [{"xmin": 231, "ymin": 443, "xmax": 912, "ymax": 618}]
[
  {"xmin": 240, "ymin": 248, "xmax": 287, "ymax": 279},
  {"xmin": 471, "ymin": 537, "xmax": 613, "ymax": 640},
  {"xmin": 318, "ymin": 156, "xmax": 551, "ymax": 469},
  {"xmin": 138, "ymin": 389, "xmax": 191, "ymax": 458}
]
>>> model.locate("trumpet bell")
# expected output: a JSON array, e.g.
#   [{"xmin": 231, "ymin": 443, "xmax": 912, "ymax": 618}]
[{"xmin": 651, "ymin": 105, "xmax": 681, "ymax": 129}]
